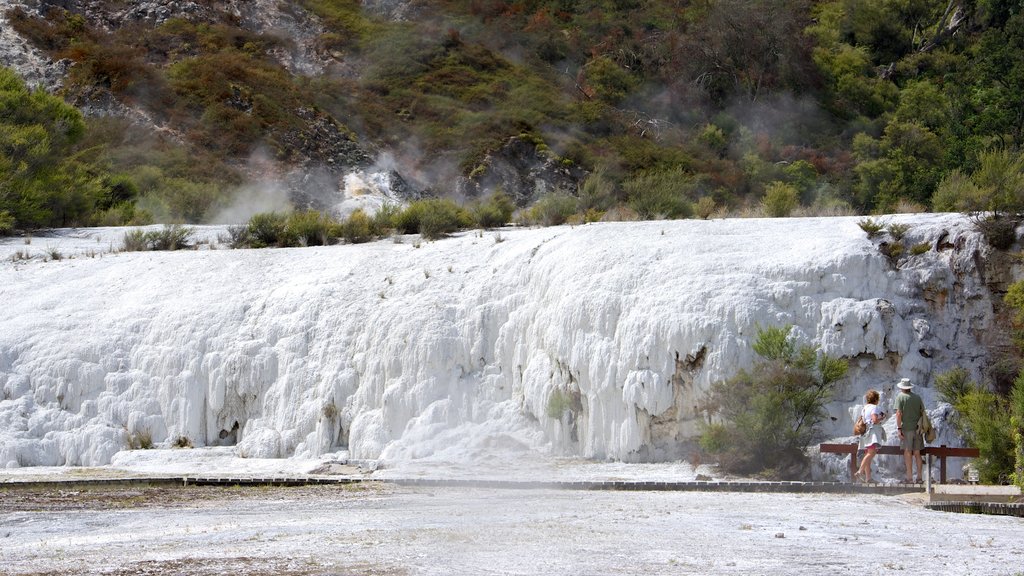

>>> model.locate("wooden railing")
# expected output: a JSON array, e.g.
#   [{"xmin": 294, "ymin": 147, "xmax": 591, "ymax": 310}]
[{"xmin": 819, "ymin": 443, "xmax": 980, "ymax": 483}]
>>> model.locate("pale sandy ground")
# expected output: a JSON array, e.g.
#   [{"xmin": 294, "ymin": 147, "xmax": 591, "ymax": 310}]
[{"xmin": 1, "ymin": 483, "xmax": 1022, "ymax": 576}]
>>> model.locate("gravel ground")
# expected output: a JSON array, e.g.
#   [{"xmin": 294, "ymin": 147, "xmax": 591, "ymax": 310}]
[{"xmin": 1, "ymin": 484, "xmax": 1022, "ymax": 575}]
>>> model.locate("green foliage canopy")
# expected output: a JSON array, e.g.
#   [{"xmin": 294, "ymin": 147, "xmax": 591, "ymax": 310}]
[{"xmin": 700, "ymin": 325, "xmax": 848, "ymax": 479}]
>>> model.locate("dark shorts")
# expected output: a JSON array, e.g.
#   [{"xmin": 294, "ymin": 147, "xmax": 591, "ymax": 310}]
[{"xmin": 900, "ymin": 430, "xmax": 924, "ymax": 452}]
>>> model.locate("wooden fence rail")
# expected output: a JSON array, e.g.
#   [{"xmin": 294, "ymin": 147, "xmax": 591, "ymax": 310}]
[{"xmin": 819, "ymin": 443, "xmax": 979, "ymax": 483}]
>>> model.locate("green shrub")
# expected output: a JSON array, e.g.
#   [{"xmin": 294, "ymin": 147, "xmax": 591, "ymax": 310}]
[
  {"xmin": 936, "ymin": 367, "xmax": 974, "ymax": 406},
  {"xmin": 880, "ymin": 241, "xmax": 904, "ymax": 260},
  {"xmin": 910, "ymin": 242, "xmax": 930, "ymax": 256},
  {"xmin": 698, "ymin": 124, "xmax": 728, "ymax": 157},
  {"xmin": 958, "ymin": 388, "xmax": 1016, "ymax": 484},
  {"xmin": 0, "ymin": 211, "xmax": 15, "ymax": 236},
  {"xmin": 973, "ymin": 214, "xmax": 1019, "ymax": 250},
  {"xmin": 761, "ymin": 181, "xmax": 800, "ymax": 218},
  {"xmin": 341, "ymin": 209, "xmax": 374, "ymax": 243},
  {"xmin": 888, "ymin": 222, "xmax": 910, "ymax": 240},
  {"xmin": 577, "ymin": 171, "xmax": 617, "ymax": 212},
  {"xmin": 372, "ymin": 202, "xmax": 401, "ymax": 235},
  {"xmin": 624, "ymin": 169, "xmax": 694, "ymax": 220},
  {"xmin": 935, "ymin": 365, "xmax": 1023, "ymax": 485},
  {"xmin": 858, "ymin": 217, "xmax": 885, "ymax": 238},
  {"xmin": 521, "ymin": 193, "xmax": 578, "ymax": 226},
  {"xmin": 699, "ymin": 326, "xmax": 848, "ymax": 479},
  {"xmin": 420, "ymin": 199, "xmax": 472, "ymax": 240},
  {"xmin": 582, "ymin": 56, "xmax": 638, "ymax": 105},
  {"xmin": 223, "ymin": 224, "xmax": 252, "ymax": 249},
  {"xmin": 121, "ymin": 226, "xmax": 193, "ymax": 251},
  {"xmin": 546, "ymin": 388, "xmax": 573, "ymax": 419},
  {"xmin": 395, "ymin": 198, "xmax": 471, "ymax": 239},
  {"xmin": 471, "ymin": 191, "xmax": 515, "ymax": 229},
  {"xmin": 121, "ymin": 229, "xmax": 148, "ymax": 252},
  {"xmin": 146, "ymin": 224, "xmax": 194, "ymax": 250},
  {"xmin": 1013, "ymin": 377, "xmax": 1024, "ymax": 488},
  {"xmin": 695, "ymin": 197, "xmax": 717, "ymax": 220},
  {"xmin": 246, "ymin": 212, "xmax": 288, "ymax": 248},
  {"xmin": 286, "ymin": 210, "xmax": 334, "ymax": 246}
]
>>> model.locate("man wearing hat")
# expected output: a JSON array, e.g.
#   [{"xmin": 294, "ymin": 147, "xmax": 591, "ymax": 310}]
[{"xmin": 895, "ymin": 378, "xmax": 926, "ymax": 483}]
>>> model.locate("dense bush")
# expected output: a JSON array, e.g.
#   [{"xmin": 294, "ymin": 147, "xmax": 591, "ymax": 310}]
[
  {"xmin": 285, "ymin": 210, "xmax": 334, "ymax": 247},
  {"xmin": 470, "ymin": 191, "xmax": 515, "ymax": 229},
  {"xmin": 0, "ymin": 210, "xmax": 14, "ymax": 235},
  {"xmin": 934, "ymin": 282, "xmax": 1024, "ymax": 486},
  {"xmin": 623, "ymin": 169, "xmax": 694, "ymax": 220},
  {"xmin": 699, "ymin": 326, "xmax": 848, "ymax": 480},
  {"xmin": 246, "ymin": 212, "xmax": 289, "ymax": 248},
  {"xmin": 0, "ymin": 65, "xmax": 100, "ymax": 231},
  {"xmin": 936, "ymin": 368, "xmax": 1019, "ymax": 485},
  {"xmin": 519, "ymin": 193, "xmax": 578, "ymax": 226},
  {"xmin": 339, "ymin": 209, "xmax": 374, "ymax": 244},
  {"xmin": 761, "ymin": 181, "xmax": 800, "ymax": 218},
  {"xmin": 394, "ymin": 198, "xmax": 471, "ymax": 239},
  {"xmin": 121, "ymin": 225, "xmax": 194, "ymax": 251}
]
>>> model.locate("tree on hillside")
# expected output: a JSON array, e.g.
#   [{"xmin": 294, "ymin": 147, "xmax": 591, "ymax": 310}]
[{"xmin": 0, "ymin": 66, "xmax": 102, "ymax": 231}]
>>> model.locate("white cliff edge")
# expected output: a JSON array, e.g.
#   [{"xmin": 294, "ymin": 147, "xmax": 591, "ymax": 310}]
[{"xmin": 0, "ymin": 214, "xmax": 1004, "ymax": 472}]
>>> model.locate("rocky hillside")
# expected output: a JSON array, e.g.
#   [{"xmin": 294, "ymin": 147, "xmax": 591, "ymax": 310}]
[{"xmin": 1, "ymin": 0, "xmax": 1023, "ymax": 230}]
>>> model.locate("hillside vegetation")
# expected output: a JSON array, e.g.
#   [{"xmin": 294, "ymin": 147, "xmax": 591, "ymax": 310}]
[{"xmin": 2, "ymin": 0, "xmax": 1024, "ymax": 232}]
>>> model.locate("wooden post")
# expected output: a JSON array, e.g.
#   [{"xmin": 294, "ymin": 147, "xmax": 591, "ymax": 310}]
[
  {"xmin": 849, "ymin": 445, "xmax": 857, "ymax": 480},
  {"xmin": 940, "ymin": 444, "xmax": 947, "ymax": 484}
]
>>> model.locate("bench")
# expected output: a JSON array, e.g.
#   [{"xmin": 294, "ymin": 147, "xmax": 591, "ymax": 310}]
[{"xmin": 819, "ymin": 443, "xmax": 980, "ymax": 483}]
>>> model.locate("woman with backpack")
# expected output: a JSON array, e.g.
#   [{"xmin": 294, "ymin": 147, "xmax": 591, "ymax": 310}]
[{"xmin": 854, "ymin": 389, "xmax": 887, "ymax": 483}]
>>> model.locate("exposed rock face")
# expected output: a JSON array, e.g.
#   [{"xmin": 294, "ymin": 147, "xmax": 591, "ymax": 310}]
[
  {"xmin": 361, "ymin": 0, "xmax": 430, "ymax": 21},
  {"xmin": 0, "ymin": 0, "xmax": 66, "ymax": 90},
  {"xmin": 457, "ymin": 136, "xmax": 586, "ymax": 206}
]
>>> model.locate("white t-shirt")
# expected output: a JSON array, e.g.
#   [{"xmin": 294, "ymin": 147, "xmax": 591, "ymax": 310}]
[{"xmin": 862, "ymin": 403, "xmax": 883, "ymax": 425}]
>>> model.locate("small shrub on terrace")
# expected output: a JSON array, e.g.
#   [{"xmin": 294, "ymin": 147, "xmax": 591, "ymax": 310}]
[
  {"xmin": 910, "ymin": 242, "xmax": 930, "ymax": 256},
  {"xmin": 285, "ymin": 210, "xmax": 334, "ymax": 246},
  {"xmin": 128, "ymin": 429, "xmax": 153, "ymax": 450},
  {"xmin": 172, "ymin": 436, "xmax": 194, "ymax": 448},
  {"xmin": 577, "ymin": 171, "xmax": 616, "ymax": 212},
  {"xmin": 973, "ymin": 214, "xmax": 1019, "ymax": 250},
  {"xmin": 471, "ymin": 191, "xmax": 515, "ymax": 229},
  {"xmin": 419, "ymin": 199, "xmax": 471, "ymax": 240},
  {"xmin": 521, "ymin": 193, "xmax": 578, "ymax": 226},
  {"xmin": 247, "ymin": 212, "xmax": 288, "ymax": 248},
  {"xmin": 340, "ymin": 209, "xmax": 374, "ymax": 243},
  {"xmin": 372, "ymin": 202, "xmax": 401, "ymax": 233},
  {"xmin": 396, "ymin": 199, "xmax": 470, "ymax": 239},
  {"xmin": 222, "ymin": 224, "xmax": 252, "ymax": 249},
  {"xmin": 888, "ymin": 222, "xmax": 910, "ymax": 241},
  {"xmin": 880, "ymin": 241, "xmax": 904, "ymax": 260},
  {"xmin": 146, "ymin": 224, "xmax": 194, "ymax": 250},
  {"xmin": 121, "ymin": 229, "xmax": 148, "ymax": 252},
  {"xmin": 858, "ymin": 217, "xmax": 885, "ymax": 238}
]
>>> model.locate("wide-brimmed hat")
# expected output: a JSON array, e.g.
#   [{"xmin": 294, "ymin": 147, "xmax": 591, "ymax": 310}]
[{"xmin": 897, "ymin": 378, "xmax": 913, "ymax": 391}]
